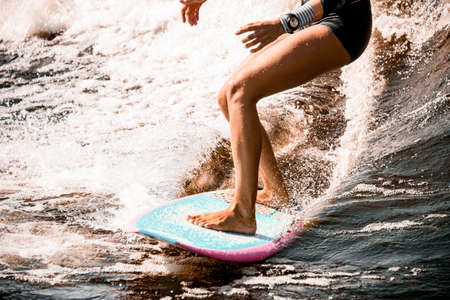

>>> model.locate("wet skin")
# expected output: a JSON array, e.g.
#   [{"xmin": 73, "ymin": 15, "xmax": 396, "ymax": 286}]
[{"xmin": 181, "ymin": 0, "xmax": 351, "ymax": 234}]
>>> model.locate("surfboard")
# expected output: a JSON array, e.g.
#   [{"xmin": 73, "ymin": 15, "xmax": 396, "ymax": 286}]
[{"xmin": 127, "ymin": 190, "xmax": 303, "ymax": 263}]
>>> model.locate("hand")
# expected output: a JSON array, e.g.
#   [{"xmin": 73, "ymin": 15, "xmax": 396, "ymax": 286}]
[
  {"xmin": 235, "ymin": 19, "xmax": 286, "ymax": 53},
  {"xmin": 180, "ymin": 0, "xmax": 207, "ymax": 26}
]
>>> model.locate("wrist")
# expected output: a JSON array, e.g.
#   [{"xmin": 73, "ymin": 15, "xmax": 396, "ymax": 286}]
[
  {"xmin": 273, "ymin": 18, "xmax": 286, "ymax": 36},
  {"xmin": 280, "ymin": 13, "xmax": 297, "ymax": 34},
  {"xmin": 280, "ymin": 2, "xmax": 314, "ymax": 34}
]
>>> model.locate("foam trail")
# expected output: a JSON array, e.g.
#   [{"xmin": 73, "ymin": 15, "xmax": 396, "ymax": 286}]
[{"xmin": 327, "ymin": 44, "xmax": 379, "ymax": 193}]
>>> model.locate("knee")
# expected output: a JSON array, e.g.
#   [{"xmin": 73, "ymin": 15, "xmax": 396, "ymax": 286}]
[
  {"xmin": 225, "ymin": 72, "xmax": 257, "ymax": 107},
  {"xmin": 217, "ymin": 83, "xmax": 228, "ymax": 112}
]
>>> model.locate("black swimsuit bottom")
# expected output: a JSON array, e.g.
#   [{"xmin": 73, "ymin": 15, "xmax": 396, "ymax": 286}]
[{"xmin": 316, "ymin": 0, "xmax": 372, "ymax": 62}]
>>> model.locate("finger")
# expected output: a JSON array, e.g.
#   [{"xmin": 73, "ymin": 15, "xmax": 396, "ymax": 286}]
[
  {"xmin": 180, "ymin": 0, "xmax": 204, "ymax": 4},
  {"xmin": 235, "ymin": 22, "xmax": 260, "ymax": 35},
  {"xmin": 187, "ymin": 7, "xmax": 195, "ymax": 25},
  {"xmin": 195, "ymin": 8, "xmax": 199, "ymax": 25},
  {"xmin": 241, "ymin": 33, "xmax": 256, "ymax": 43},
  {"xmin": 190, "ymin": 8, "xmax": 198, "ymax": 26},
  {"xmin": 256, "ymin": 37, "xmax": 272, "ymax": 49},
  {"xmin": 181, "ymin": 6, "xmax": 187, "ymax": 23},
  {"xmin": 249, "ymin": 36, "xmax": 272, "ymax": 53},
  {"xmin": 245, "ymin": 39, "xmax": 260, "ymax": 49},
  {"xmin": 250, "ymin": 45, "xmax": 263, "ymax": 53},
  {"xmin": 250, "ymin": 41, "xmax": 268, "ymax": 53}
]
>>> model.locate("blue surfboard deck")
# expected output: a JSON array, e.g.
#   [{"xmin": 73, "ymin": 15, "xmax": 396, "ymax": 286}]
[{"xmin": 127, "ymin": 191, "xmax": 303, "ymax": 263}]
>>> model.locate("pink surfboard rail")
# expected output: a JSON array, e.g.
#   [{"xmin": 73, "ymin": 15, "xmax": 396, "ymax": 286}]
[{"xmin": 176, "ymin": 221, "xmax": 304, "ymax": 263}]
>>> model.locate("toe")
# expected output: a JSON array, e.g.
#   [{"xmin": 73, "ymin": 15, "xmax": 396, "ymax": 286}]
[
  {"xmin": 187, "ymin": 215, "xmax": 201, "ymax": 224},
  {"xmin": 198, "ymin": 219, "xmax": 209, "ymax": 227}
]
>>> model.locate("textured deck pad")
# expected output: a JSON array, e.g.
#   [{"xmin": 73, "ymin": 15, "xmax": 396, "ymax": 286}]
[{"xmin": 128, "ymin": 191, "xmax": 303, "ymax": 263}]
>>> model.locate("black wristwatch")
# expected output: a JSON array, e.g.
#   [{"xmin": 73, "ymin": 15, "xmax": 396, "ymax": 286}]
[{"xmin": 285, "ymin": 13, "xmax": 299, "ymax": 33}]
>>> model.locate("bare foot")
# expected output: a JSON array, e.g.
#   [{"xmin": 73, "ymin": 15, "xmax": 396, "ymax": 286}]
[
  {"xmin": 256, "ymin": 189, "xmax": 290, "ymax": 209},
  {"xmin": 187, "ymin": 207, "xmax": 257, "ymax": 235}
]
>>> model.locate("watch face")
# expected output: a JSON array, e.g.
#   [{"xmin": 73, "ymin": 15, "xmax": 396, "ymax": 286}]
[{"xmin": 289, "ymin": 16, "xmax": 299, "ymax": 28}]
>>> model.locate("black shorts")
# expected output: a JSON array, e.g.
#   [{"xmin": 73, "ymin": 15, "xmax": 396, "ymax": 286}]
[{"xmin": 316, "ymin": 0, "xmax": 372, "ymax": 62}]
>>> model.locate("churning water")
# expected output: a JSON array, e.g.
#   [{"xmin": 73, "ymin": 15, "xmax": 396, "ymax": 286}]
[{"xmin": 0, "ymin": 0, "xmax": 449, "ymax": 298}]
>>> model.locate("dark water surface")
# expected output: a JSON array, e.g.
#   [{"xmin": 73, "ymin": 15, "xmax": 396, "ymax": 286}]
[{"xmin": 1, "ymin": 0, "xmax": 449, "ymax": 299}]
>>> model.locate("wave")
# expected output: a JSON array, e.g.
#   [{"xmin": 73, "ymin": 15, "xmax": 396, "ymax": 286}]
[{"xmin": 0, "ymin": 0, "xmax": 449, "ymax": 298}]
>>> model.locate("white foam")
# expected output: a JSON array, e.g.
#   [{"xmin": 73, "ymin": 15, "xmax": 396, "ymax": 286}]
[
  {"xmin": 181, "ymin": 287, "xmax": 214, "ymax": 298},
  {"xmin": 410, "ymin": 267, "xmax": 422, "ymax": 276},
  {"xmin": 0, "ymin": 223, "xmax": 86, "ymax": 259},
  {"xmin": 425, "ymin": 214, "xmax": 448, "ymax": 219},
  {"xmin": 332, "ymin": 219, "xmax": 423, "ymax": 235},
  {"xmin": 237, "ymin": 274, "xmax": 332, "ymax": 288},
  {"xmin": 374, "ymin": 0, "xmax": 450, "ymax": 44},
  {"xmin": 13, "ymin": 259, "xmax": 181, "ymax": 285},
  {"xmin": 344, "ymin": 183, "xmax": 421, "ymax": 197},
  {"xmin": 0, "ymin": 0, "xmax": 299, "ymax": 283},
  {"xmin": 0, "ymin": 0, "xmax": 292, "ymax": 210},
  {"xmin": 218, "ymin": 286, "xmax": 249, "ymax": 297},
  {"xmin": 325, "ymin": 43, "xmax": 379, "ymax": 193},
  {"xmin": 316, "ymin": 1, "xmax": 449, "ymax": 200},
  {"xmin": 0, "ymin": 0, "xmax": 71, "ymax": 41},
  {"xmin": 360, "ymin": 220, "xmax": 422, "ymax": 233}
]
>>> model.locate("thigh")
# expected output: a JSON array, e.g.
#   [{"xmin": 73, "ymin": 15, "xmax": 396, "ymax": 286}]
[{"xmin": 231, "ymin": 24, "xmax": 351, "ymax": 102}]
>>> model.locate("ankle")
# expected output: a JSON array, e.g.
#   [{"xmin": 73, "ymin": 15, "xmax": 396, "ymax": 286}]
[{"xmin": 228, "ymin": 201, "xmax": 256, "ymax": 221}]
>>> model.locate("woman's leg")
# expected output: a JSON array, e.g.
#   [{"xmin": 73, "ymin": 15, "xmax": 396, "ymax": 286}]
[
  {"xmin": 188, "ymin": 25, "xmax": 351, "ymax": 234},
  {"xmin": 217, "ymin": 79, "xmax": 290, "ymax": 208},
  {"xmin": 216, "ymin": 33, "xmax": 294, "ymax": 208}
]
